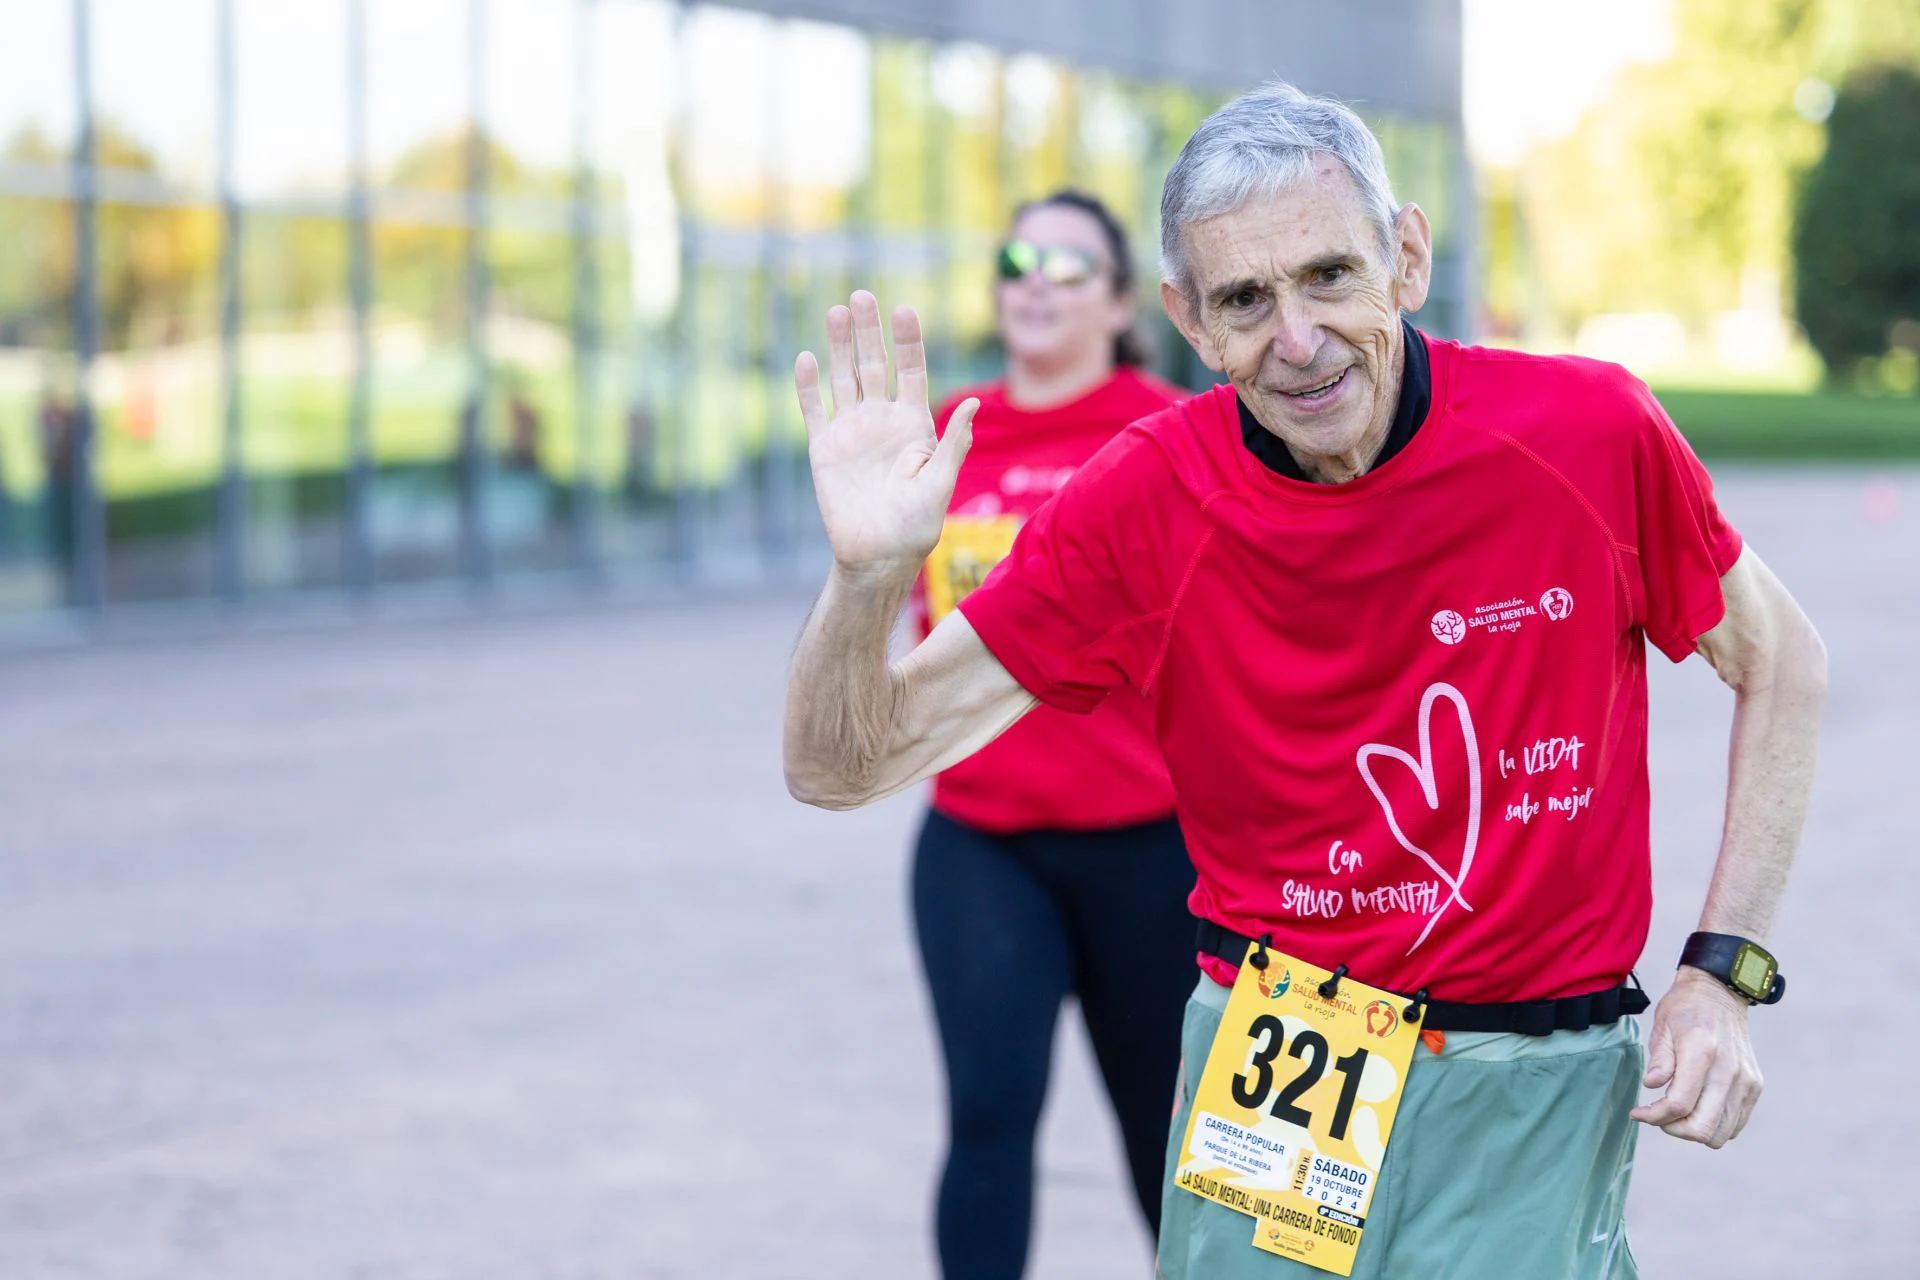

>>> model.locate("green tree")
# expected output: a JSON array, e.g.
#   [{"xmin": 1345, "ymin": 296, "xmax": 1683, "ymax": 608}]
[
  {"xmin": 1517, "ymin": 0, "xmax": 1920, "ymax": 335},
  {"xmin": 1791, "ymin": 65, "xmax": 1920, "ymax": 377},
  {"xmin": 1526, "ymin": 0, "xmax": 1826, "ymax": 327},
  {"xmin": 1812, "ymin": 0, "xmax": 1920, "ymax": 74}
]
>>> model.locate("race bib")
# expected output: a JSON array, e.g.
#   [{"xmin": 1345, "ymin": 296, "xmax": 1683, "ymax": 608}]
[
  {"xmin": 923, "ymin": 515, "xmax": 1020, "ymax": 625},
  {"xmin": 1175, "ymin": 945, "xmax": 1420, "ymax": 1276}
]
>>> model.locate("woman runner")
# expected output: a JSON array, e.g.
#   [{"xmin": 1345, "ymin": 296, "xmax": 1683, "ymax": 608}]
[{"xmin": 909, "ymin": 191, "xmax": 1196, "ymax": 1279}]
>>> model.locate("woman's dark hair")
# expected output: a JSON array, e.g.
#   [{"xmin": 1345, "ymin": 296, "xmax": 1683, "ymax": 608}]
[{"xmin": 1011, "ymin": 189, "xmax": 1151, "ymax": 367}]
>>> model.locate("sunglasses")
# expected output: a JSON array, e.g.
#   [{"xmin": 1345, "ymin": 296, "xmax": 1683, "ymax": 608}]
[{"xmin": 996, "ymin": 240, "xmax": 1103, "ymax": 286}]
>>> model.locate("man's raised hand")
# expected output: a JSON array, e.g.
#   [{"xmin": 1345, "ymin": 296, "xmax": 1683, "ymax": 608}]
[{"xmin": 794, "ymin": 291, "xmax": 977, "ymax": 581}]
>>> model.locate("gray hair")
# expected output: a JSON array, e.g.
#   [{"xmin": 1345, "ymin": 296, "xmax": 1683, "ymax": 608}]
[{"xmin": 1159, "ymin": 81, "xmax": 1399, "ymax": 297}]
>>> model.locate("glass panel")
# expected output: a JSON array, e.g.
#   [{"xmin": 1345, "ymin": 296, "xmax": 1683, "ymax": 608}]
[
  {"xmin": 776, "ymin": 21, "xmax": 870, "ymax": 235},
  {"xmin": 872, "ymin": 39, "xmax": 935, "ymax": 234},
  {"xmin": 678, "ymin": 5, "xmax": 778, "ymax": 573},
  {"xmin": 366, "ymin": 0, "xmax": 471, "ymax": 583},
  {"xmin": 589, "ymin": 0, "xmax": 676, "ymax": 576},
  {"xmin": 681, "ymin": 6, "xmax": 775, "ymax": 229},
  {"xmin": 869, "ymin": 38, "xmax": 940, "ymax": 379},
  {"xmin": 1079, "ymin": 73, "xmax": 1166, "ymax": 377},
  {"xmin": 94, "ymin": 0, "xmax": 218, "ymax": 192},
  {"xmin": 0, "ymin": 1, "xmax": 76, "ymax": 613},
  {"xmin": 770, "ymin": 19, "xmax": 869, "ymax": 566},
  {"xmin": 1078, "ymin": 71, "xmax": 1154, "ymax": 246},
  {"xmin": 485, "ymin": 0, "xmax": 577, "ymax": 574},
  {"xmin": 93, "ymin": 0, "xmax": 221, "ymax": 604},
  {"xmin": 1004, "ymin": 54, "xmax": 1072, "ymax": 206},
  {"xmin": 1375, "ymin": 115, "xmax": 1462, "ymax": 335},
  {"xmin": 1150, "ymin": 85, "xmax": 1226, "ymax": 390},
  {"xmin": 235, "ymin": 0, "xmax": 351, "ymax": 592},
  {"xmin": 930, "ymin": 42, "xmax": 1003, "ymax": 387}
]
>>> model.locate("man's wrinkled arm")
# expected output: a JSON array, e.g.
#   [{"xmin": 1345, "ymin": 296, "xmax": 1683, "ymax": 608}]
[
  {"xmin": 1633, "ymin": 545, "xmax": 1827, "ymax": 1146},
  {"xmin": 1691, "ymin": 545, "xmax": 1827, "ymax": 940},
  {"xmin": 783, "ymin": 564, "xmax": 1037, "ymax": 810}
]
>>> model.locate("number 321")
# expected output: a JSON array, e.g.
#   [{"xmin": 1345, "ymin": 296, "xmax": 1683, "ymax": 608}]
[{"xmin": 1231, "ymin": 1014, "xmax": 1370, "ymax": 1141}]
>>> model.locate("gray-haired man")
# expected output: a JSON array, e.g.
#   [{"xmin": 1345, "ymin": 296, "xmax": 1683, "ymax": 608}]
[{"xmin": 784, "ymin": 82, "xmax": 1824, "ymax": 1278}]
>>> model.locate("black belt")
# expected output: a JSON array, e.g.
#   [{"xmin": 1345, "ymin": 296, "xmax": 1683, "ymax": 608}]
[{"xmin": 1196, "ymin": 921, "xmax": 1649, "ymax": 1037}]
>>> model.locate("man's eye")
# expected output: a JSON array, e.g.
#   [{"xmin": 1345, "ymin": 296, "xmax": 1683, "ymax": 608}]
[
  {"xmin": 1319, "ymin": 266, "xmax": 1347, "ymax": 285},
  {"xmin": 1231, "ymin": 290, "xmax": 1260, "ymax": 309}
]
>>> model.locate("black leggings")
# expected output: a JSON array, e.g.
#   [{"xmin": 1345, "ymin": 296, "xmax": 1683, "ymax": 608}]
[{"xmin": 911, "ymin": 808, "xmax": 1196, "ymax": 1279}]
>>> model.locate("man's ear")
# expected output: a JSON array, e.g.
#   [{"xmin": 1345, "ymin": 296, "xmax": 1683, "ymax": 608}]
[
  {"xmin": 1161, "ymin": 279, "xmax": 1226, "ymax": 373},
  {"xmin": 1392, "ymin": 203, "xmax": 1434, "ymax": 315}
]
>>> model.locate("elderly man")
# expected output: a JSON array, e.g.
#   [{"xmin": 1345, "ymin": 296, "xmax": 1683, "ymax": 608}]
[{"xmin": 785, "ymin": 82, "xmax": 1824, "ymax": 1279}]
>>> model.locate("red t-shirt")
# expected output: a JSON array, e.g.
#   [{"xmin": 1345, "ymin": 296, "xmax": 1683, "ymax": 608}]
[
  {"xmin": 914, "ymin": 367, "xmax": 1187, "ymax": 833},
  {"xmin": 959, "ymin": 338, "xmax": 1743, "ymax": 1001}
]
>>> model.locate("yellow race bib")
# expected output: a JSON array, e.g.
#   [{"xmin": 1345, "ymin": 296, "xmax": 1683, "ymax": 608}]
[
  {"xmin": 923, "ymin": 515, "xmax": 1021, "ymax": 625},
  {"xmin": 1175, "ymin": 945, "xmax": 1420, "ymax": 1276}
]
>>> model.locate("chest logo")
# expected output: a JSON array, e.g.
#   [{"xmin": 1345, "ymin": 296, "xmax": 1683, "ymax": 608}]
[
  {"xmin": 1355, "ymin": 682, "xmax": 1483, "ymax": 954},
  {"xmin": 1431, "ymin": 588, "xmax": 1576, "ymax": 643}
]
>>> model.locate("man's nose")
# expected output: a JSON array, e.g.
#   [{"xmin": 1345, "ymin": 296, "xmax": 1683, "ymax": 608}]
[{"xmin": 1268, "ymin": 298, "xmax": 1321, "ymax": 368}]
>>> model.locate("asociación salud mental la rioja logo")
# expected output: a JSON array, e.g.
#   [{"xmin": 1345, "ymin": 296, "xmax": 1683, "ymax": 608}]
[{"xmin": 1430, "ymin": 610, "xmax": 1467, "ymax": 645}]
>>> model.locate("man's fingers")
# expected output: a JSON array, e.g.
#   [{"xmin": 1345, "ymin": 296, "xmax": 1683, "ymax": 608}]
[
  {"xmin": 825, "ymin": 305, "xmax": 859, "ymax": 412},
  {"xmin": 1641, "ymin": 1022, "xmax": 1675, "ymax": 1089},
  {"xmin": 849, "ymin": 291, "xmax": 890, "ymax": 399},
  {"xmin": 1702, "ymin": 1089, "xmax": 1743, "ymax": 1149},
  {"xmin": 893, "ymin": 305, "xmax": 929, "ymax": 408},
  {"xmin": 1631, "ymin": 1031, "xmax": 1708, "ymax": 1127},
  {"xmin": 794, "ymin": 352, "xmax": 828, "ymax": 437},
  {"xmin": 1705, "ymin": 1061, "xmax": 1763, "ymax": 1147},
  {"xmin": 1723, "ymin": 1070, "xmax": 1764, "ymax": 1144},
  {"xmin": 929, "ymin": 396, "xmax": 979, "ymax": 492},
  {"xmin": 1667, "ymin": 1058, "xmax": 1738, "ymax": 1147}
]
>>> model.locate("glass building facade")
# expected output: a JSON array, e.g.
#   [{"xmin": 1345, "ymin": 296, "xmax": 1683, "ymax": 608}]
[{"xmin": 0, "ymin": 0, "xmax": 1468, "ymax": 619}]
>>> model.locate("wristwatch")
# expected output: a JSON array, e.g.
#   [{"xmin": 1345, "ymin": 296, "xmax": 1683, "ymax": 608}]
[{"xmin": 1679, "ymin": 932, "xmax": 1786, "ymax": 1005}]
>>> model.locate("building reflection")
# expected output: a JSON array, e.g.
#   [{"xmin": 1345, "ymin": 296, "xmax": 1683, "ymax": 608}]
[{"xmin": 0, "ymin": 0, "xmax": 1469, "ymax": 616}]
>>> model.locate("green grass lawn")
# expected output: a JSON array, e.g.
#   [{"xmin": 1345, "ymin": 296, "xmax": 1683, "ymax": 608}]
[{"xmin": 1653, "ymin": 388, "xmax": 1920, "ymax": 460}]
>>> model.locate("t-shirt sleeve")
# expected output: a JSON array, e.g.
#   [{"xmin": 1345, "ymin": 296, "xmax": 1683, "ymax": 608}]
[
  {"xmin": 1626, "ymin": 379, "xmax": 1744, "ymax": 662},
  {"xmin": 957, "ymin": 429, "xmax": 1197, "ymax": 713}
]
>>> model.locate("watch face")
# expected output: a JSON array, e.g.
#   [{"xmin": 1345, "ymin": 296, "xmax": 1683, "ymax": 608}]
[{"xmin": 1732, "ymin": 944, "xmax": 1777, "ymax": 1000}]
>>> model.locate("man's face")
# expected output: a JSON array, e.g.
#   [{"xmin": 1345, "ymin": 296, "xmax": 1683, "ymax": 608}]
[{"xmin": 1162, "ymin": 156, "xmax": 1432, "ymax": 471}]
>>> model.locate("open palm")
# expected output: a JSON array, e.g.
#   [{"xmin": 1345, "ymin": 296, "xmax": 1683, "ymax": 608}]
[{"xmin": 794, "ymin": 291, "xmax": 977, "ymax": 576}]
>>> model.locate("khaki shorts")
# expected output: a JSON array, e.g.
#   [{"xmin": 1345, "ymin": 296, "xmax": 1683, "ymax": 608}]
[{"xmin": 1158, "ymin": 976, "xmax": 1643, "ymax": 1280}]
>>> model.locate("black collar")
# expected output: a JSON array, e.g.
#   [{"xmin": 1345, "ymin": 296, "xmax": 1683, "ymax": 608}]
[{"xmin": 1238, "ymin": 318, "xmax": 1431, "ymax": 481}]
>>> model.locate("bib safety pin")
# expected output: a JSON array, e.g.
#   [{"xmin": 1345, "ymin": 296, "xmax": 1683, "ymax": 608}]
[{"xmin": 1318, "ymin": 964, "xmax": 1349, "ymax": 999}]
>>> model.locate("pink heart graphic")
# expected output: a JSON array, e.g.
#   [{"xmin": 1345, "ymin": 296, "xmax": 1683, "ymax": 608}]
[{"xmin": 1355, "ymin": 682, "xmax": 1483, "ymax": 954}]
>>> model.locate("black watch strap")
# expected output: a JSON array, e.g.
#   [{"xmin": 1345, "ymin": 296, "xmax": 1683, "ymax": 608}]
[{"xmin": 1680, "ymin": 931, "xmax": 1786, "ymax": 1005}]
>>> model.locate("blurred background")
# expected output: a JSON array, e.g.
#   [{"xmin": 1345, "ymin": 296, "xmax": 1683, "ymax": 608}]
[
  {"xmin": 1, "ymin": 0, "xmax": 1468, "ymax": 622},
  {"xmin": 0, "ymin": 0, "xmax": 1912, "ymax": 623},
  {"xmin": 1, "ymin": 1, "xmax": 1916, "ymax": 1277}
]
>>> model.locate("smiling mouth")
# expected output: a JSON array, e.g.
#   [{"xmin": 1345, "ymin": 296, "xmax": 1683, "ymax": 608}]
[{"xmin": 1279, "ymin": 369, "xmax": 1349, "ymax": 401}]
